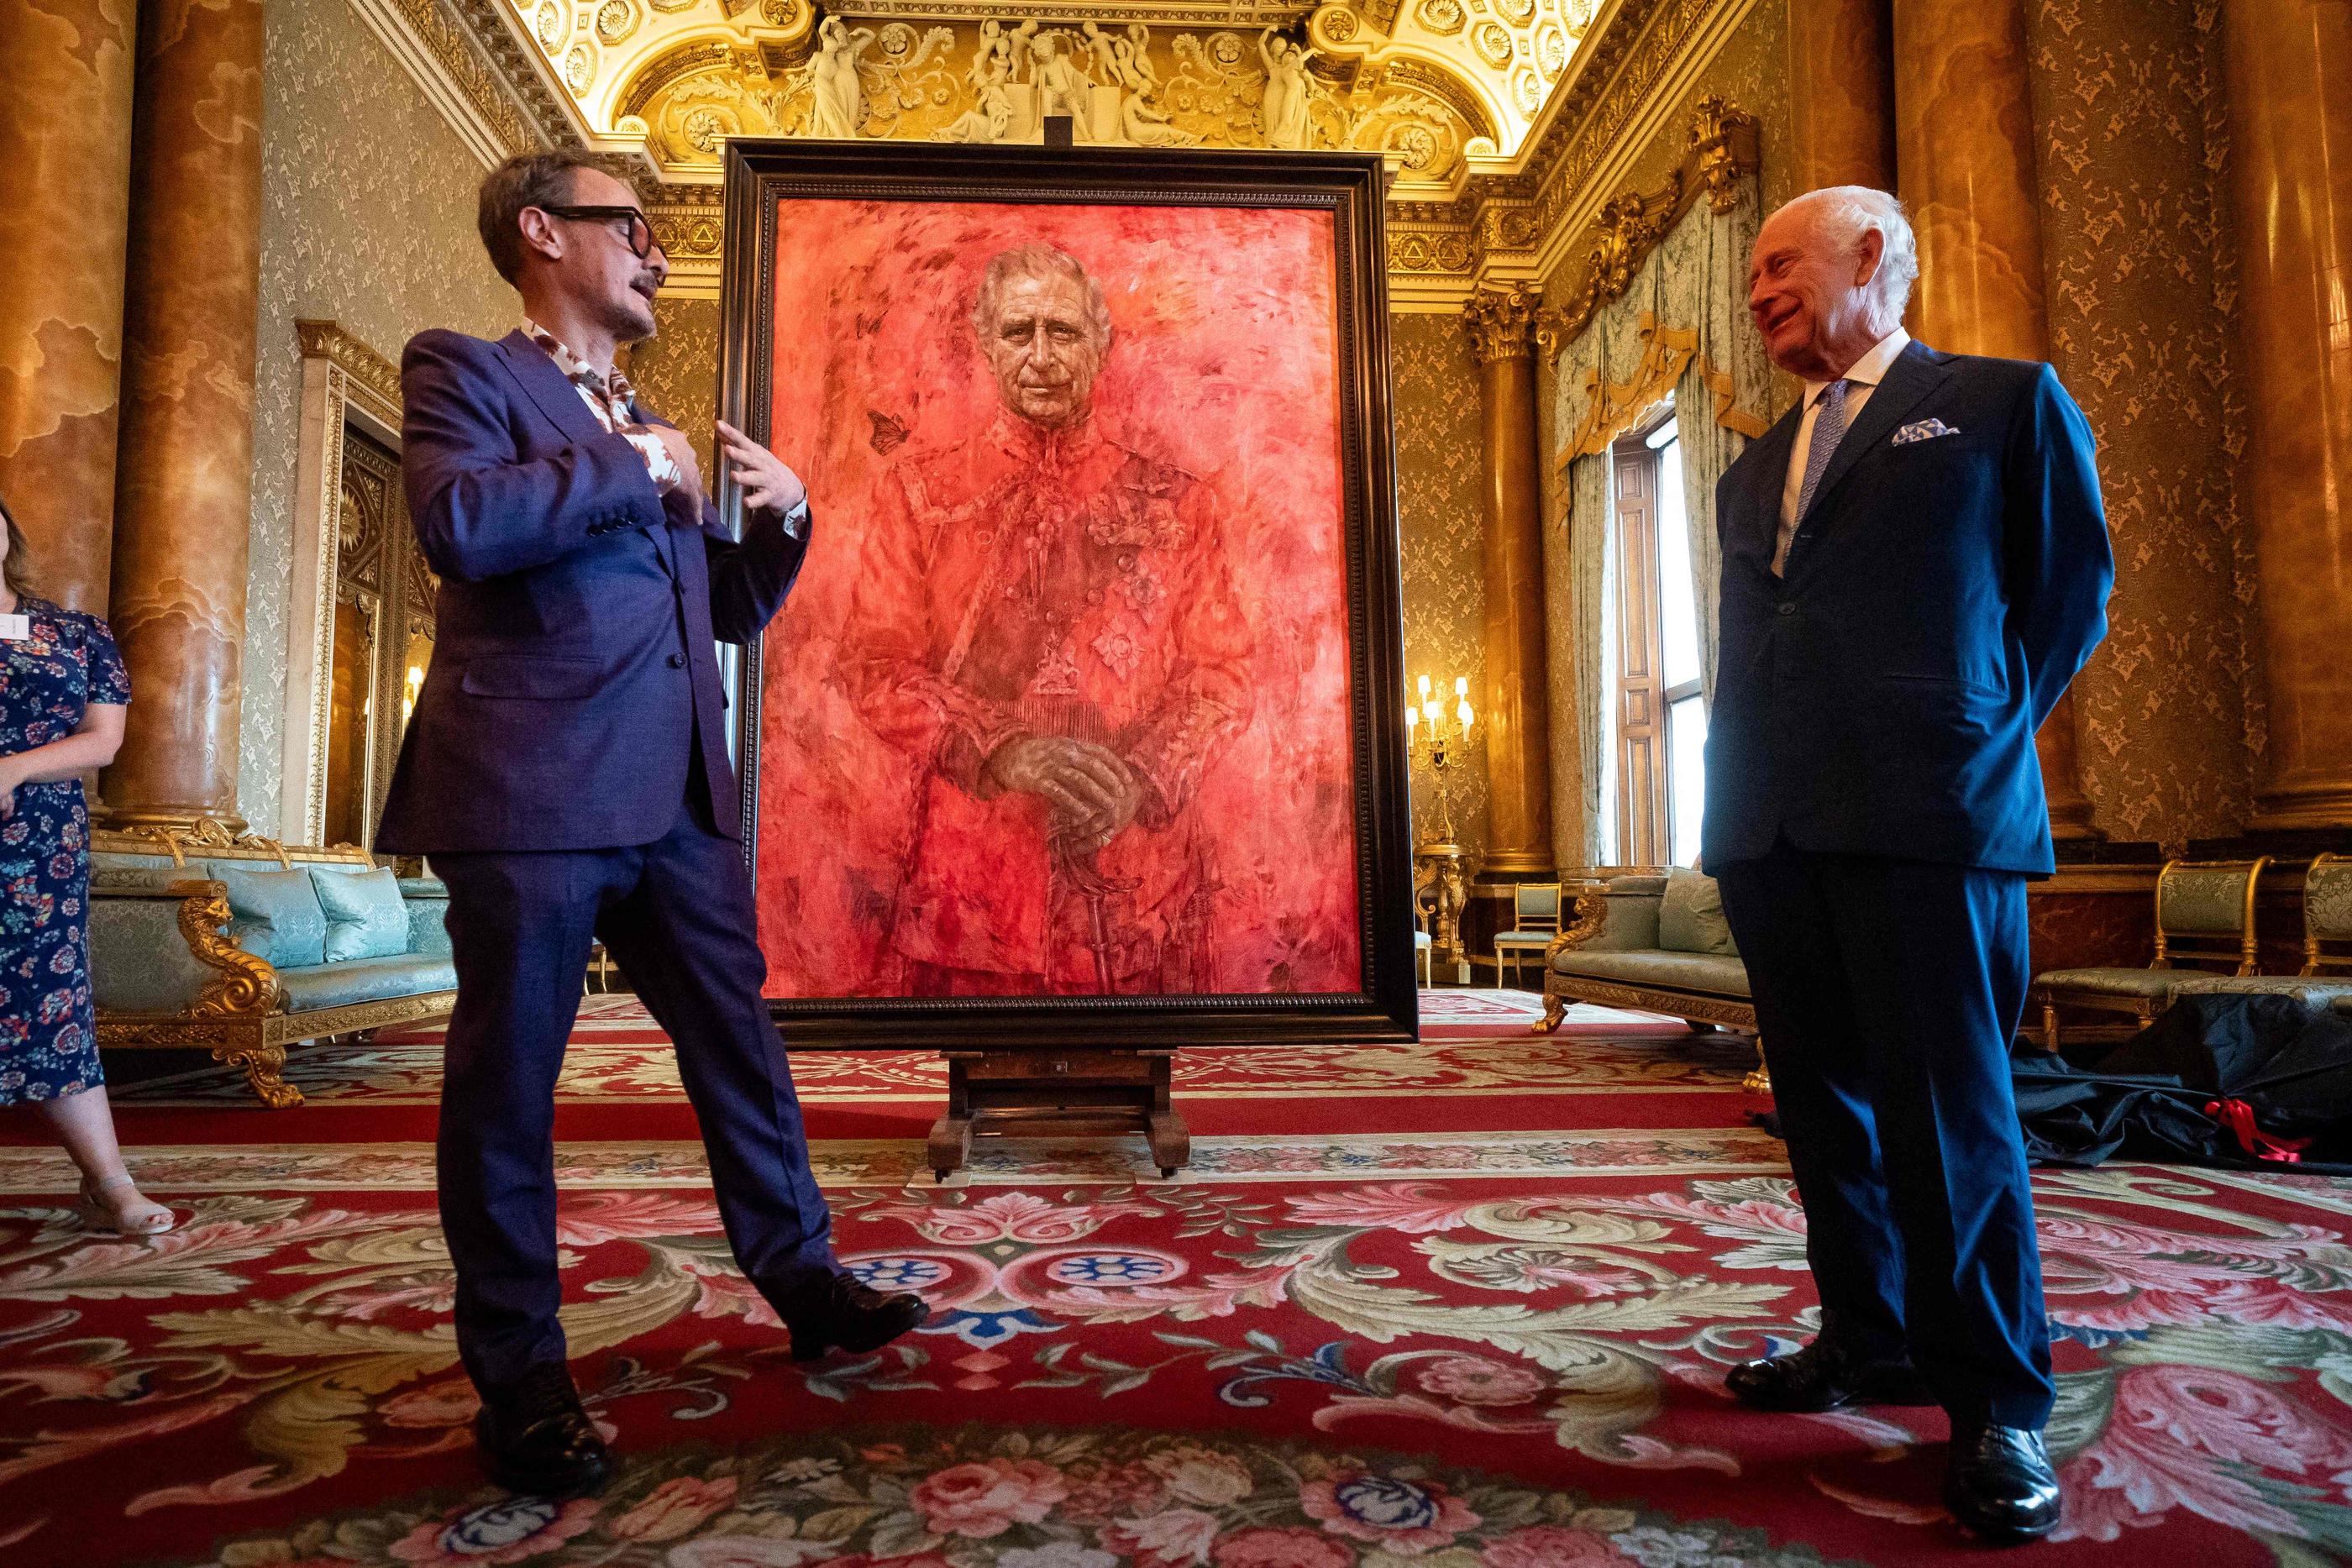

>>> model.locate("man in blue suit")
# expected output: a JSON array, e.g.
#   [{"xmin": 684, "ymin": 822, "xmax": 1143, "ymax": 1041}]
[
  {"xmin": 1703, "ymin": 186, "xmax": 2111, "ymax": 1544},
  {"xmin": 381, "ymin": 149, "xmax": 926, "ymax": 1498}
]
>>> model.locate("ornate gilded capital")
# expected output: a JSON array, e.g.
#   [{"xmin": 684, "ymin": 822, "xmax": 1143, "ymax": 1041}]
[
  {"xmin": 1688, "ymin": 93, "xmax": 1759, "ymax": 213},
  {"xmin": 1462, "ymin": 284, "xmax": 1546, "ymax": 363}
]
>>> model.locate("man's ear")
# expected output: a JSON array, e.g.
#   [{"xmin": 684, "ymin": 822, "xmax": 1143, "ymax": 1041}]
[
  {"xmin": 516, "ymin": 207, "xmax": 564, "ymax": 269},
  {"xmin": 1854, "ymin": 226, "xmax": 1886, "ymax": 291}
]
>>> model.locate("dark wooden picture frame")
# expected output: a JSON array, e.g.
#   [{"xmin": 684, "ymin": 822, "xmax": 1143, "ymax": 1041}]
[{"xmin": 717, "ymin": 138, "xmax": 1415, "ymax": 1050}]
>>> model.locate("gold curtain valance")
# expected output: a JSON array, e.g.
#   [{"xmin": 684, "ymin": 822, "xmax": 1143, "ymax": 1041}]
[{"xmin": 1556, "ymin": 312, "xmax": 1768, "ymax": 467}]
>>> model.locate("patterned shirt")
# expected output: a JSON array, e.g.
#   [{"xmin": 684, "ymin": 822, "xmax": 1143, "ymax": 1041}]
[{"xmin": 523, "ymin": 319, "xmax": 683, "ymax": 494}]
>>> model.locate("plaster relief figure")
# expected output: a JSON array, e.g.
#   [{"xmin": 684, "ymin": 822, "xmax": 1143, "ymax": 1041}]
[
  {"xmin": 809, "ymin": 16, "xmax": 874, "ymax": 139},
  {"xmin": 942, "ymin": 50, "xmax": 1016, "ymax": 143},
  {"xmin": 1258, "ymin": 30, "xmax": 1318, "ymax": 149}
]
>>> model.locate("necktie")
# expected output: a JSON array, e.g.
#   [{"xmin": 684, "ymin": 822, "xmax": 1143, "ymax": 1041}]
[
  {"xmin": 1776, "ymin": 378, "xmax": 1850, "ymax": 577},
  {"xmin": 1794, "ymin": 377, "xmax": 1851, "ymax": 522}
]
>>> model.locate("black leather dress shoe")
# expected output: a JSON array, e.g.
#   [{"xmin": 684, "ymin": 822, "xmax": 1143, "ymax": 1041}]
[
  {"xmin": 1945, "ymin": 1424, "xmax": 2062, "ymax": 1543},
  {"xmin": 782, "ymin": 1272, "xmax": 930, "ymax": 1361},
  {"xmin": 475, "ymin": 1362, "xmax": 613, "ymax": 1498},
  {"xmin": 1725, "ymin": 1339, "xmax": 1936, "ymax": 1413}
]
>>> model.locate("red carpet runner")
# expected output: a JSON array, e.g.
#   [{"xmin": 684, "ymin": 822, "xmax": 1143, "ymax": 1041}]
[{"xmin": 3, "ymin": 992, "xmax": 2349, "ymax": 1565}]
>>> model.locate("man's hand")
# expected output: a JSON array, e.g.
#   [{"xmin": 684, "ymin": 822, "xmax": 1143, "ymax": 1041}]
[
  {"xmin": 717, "ymin": 420, "xmax": 808, "ymax": 515},
  {"xmin": 652, "ymin": 425, "xmax": 705, "ymax": 499},
  {"xmin": 984, "ymin": 735, "xmax": 1144, "ymax": 847}
]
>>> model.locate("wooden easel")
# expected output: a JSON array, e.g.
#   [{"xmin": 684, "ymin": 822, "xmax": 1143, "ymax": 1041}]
[{"xmin": 927, "ymin": 1047, "xmax": 1189, "ymax": 1180}]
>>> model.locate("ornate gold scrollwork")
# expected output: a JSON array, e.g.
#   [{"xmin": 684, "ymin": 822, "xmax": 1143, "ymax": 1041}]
[
  {"xmin": 171, "ymin": 882, "xmax": 284, "ymax": 1020},
  {"xmin": 1530, "ymin": 889, "xmax": 1607, "ymax": 1034},
  {"xmin": 1687, "ymin": 92, "xmax": 1758, "ymax": 213},
  {"xmin": 1462, "ymin": 283, "xmax": 1544, "ymax": 363},
  {"xmin": 218, "ymin": 1044, "xmax": 303, "ymax": 1110},
  {"xmin": 1588, "ymin": 170, "xmax": 1679, "ymax": 299}
]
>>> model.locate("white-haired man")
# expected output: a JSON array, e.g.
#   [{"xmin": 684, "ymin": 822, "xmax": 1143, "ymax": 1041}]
[{"xmin": 1701, "ymin": 186, "xmax": 2111, "ymax": 1544}]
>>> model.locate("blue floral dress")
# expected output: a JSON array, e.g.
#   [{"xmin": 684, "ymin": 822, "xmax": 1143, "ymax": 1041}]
[{"xmin": 0, "ymin": 597, "xmax": 130, "ymax": 1103}]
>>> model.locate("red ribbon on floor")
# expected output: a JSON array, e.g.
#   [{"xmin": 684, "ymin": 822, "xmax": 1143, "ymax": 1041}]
[{"xmin": 2204, "ymin": 1098, "xmax": 2313, "ymax": 1163}]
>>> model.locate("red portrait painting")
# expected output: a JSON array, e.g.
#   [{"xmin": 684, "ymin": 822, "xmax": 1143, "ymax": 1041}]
[{"xmin": 750, "ymin": 194, "xmax": 1362, "ymax": 1000}]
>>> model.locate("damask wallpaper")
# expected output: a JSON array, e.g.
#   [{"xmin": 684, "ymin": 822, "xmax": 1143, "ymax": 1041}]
[
  {"xmin": 238, "ymin": 0, "xmax": 515, "ymax": 839},
  {"xmin": 630, "ymin": 297, "xmax": 722, "ymax": 482},
  {"xmin": 2028, "ymin": 0, "xmax": 2260, "ymax": 850},
  {"xmin": 1389, "ymin": 312, "xmax": 1494, "ymax": 868}
]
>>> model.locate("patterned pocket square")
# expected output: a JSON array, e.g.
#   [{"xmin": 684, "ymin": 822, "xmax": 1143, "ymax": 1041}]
[{"xmin": 1893, "ymin": 418, "xmax": 1961, "ymax": 445}]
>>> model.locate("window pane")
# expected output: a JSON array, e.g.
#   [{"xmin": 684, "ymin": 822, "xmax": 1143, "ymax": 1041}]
[
  {"xmin": 1654, "ymin": 434, "xmax": 1703, "ymax": 692},
  {"xmin": 1667, "ymin": 693, "xmax": 1708, "ymax": 868}
]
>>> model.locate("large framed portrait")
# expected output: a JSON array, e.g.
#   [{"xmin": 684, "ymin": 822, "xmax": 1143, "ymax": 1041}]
[{"xmin": 718, "ymin": 140, "xmax": 1414, "ymax": 1048}]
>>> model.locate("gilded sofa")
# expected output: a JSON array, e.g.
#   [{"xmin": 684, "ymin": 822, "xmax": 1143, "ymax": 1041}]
[
  {"xmin": 1530, "ymin": 871, "xmax": 1768, "ymax": 1092},
  {"xmin": 90, "ymin": 821, "xmax": 455, "ymax": 1107}
]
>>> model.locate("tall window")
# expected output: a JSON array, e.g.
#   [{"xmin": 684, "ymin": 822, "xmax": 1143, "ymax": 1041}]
[{"xmin": 1609, "ymin": 404, "xmax": 1708, "ymax": 867}]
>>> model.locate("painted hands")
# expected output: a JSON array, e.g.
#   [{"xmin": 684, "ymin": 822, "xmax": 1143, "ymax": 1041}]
[{"xmin": 984, "ymin": 734, "xmax": 1145, "ymax": 852}]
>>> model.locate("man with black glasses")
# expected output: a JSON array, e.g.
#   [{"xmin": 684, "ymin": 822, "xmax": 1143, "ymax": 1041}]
[{"xmin": 381, "ymin": 149, "xmax": 927, "ymax": 1500}]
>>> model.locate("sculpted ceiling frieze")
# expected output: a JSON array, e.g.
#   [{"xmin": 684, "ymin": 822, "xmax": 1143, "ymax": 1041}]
[{"xmin": 478, "ymin": 0, "xmax": 1597, "ymax": 196}]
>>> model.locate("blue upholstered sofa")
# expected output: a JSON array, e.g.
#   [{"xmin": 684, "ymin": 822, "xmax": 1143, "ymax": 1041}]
[{"xmin": 89, "ymin": 821, "xmax": 454, "ymax": 1106}]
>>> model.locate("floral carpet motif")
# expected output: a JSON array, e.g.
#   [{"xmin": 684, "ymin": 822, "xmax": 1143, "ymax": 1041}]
[{"xmin": 6, "ymin": 1154, "xmax": 2352, "ymax": 1564}]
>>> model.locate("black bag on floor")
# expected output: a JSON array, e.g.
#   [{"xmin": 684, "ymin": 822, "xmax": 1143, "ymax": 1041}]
[{"xmin": 2011, "ymin": 993, "xmax": 2352, "ymax": 1172}]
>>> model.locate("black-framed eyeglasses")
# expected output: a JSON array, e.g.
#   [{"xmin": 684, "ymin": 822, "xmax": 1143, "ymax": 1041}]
[{"xmin": 538, "ymin": 204, "xmax": 662, "ymax": 260}]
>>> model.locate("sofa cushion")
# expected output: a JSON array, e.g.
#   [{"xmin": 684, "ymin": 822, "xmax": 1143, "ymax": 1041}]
[
  {"xmin": 309, "ymin": 865, "xmax": 409, "ymax": 962},
  {"xmin": 1657, "ymin": 868, "xmax": 1737, "ymax": 956},
  {"xmin": 2034, "ymin": 967, "xmax": 2197, "ymax": 999},
  {"xmin": 1551, "ymin": 948, "xmax": 1751, "ymax": 999},
  {"xmin": 275, "ymin": 953, "xmax": 457, "ymax": 1012},
  {"xmin": 217, "ymin": 867, "xmax": 327, "ymax": 969}
]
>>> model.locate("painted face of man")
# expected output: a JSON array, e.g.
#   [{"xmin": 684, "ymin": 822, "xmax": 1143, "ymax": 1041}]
[{"xmin": 981, "ymin": 270, "xmax": 1105, "ymax": 427}]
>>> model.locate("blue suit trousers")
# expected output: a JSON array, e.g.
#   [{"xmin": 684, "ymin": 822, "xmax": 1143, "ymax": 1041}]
[
  {"xmin": 1714, "ymin": 840, "xmax": 2054, "ymax": 1429},
  {"xmin": 432, "ymin": 792, "xmax": 836, "ymax": 1394}
]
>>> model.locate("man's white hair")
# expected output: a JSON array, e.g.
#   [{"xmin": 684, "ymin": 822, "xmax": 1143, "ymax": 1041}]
[{"xmin": 1783, "ymin": 185, "xmax": 1919, "ymax": 336}]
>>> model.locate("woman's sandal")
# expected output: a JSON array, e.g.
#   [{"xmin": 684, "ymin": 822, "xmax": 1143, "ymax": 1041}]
[{"xmin": 76, "ymin": 1173, "xmax": 176, "ymax": 1236}]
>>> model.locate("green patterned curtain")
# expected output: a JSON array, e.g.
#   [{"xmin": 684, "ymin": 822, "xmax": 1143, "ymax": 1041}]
[{"xmin": 1548, "ymin": 186, "xmax": 1769, "ymax": 867}]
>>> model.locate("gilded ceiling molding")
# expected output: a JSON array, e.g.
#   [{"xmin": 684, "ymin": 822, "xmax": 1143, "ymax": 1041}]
[
  {"xmin": 602, "ymin": 0, "xmax": 1741, "ymax": 306},
  {"xmin": 346, "ymin": 0, "xmax": 539, "ymax": 164}
]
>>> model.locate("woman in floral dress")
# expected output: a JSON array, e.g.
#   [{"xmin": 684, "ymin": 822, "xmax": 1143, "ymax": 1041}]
[{"xmin": 0, "ymin": 495, "xmax": 169, "ymax": 1235}]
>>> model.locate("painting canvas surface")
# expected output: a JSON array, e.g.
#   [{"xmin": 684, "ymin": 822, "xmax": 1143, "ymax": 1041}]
[{"xmin": 753, "ymin": 196, "xmax": 1362, "ymax": 999}]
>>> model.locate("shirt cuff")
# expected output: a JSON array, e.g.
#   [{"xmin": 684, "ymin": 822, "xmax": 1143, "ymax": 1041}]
[
  {"xmin": 622, "ymin": 429, "xmax": 682, "ymax": 494},
  {"xmin": 780, "ymin": 497, "xmax": 810, "ymax": 541}
]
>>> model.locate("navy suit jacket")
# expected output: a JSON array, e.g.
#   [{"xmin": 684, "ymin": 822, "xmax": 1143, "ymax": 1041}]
[
  {"xmin": 375, "ymin": 328, "xmax": 809, "ymax": 855},
  {"xmin": 1699, "ymin": 340, "xmax": 2113, "ymax": 876}
]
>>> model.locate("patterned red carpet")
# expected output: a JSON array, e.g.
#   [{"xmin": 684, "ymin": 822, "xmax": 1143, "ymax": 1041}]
[{"xmin": 4, "ymin": 993, "xmax": 2351, "ymax": 1565}]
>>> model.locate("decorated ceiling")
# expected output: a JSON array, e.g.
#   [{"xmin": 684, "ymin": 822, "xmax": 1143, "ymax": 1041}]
[{"xmin": 490, "ymin": 0, "xmax": 1600, "ymax": 193}]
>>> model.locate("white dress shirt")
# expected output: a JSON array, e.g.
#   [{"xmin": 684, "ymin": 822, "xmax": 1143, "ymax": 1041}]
[{"xmin": 1775, "ymin": 326, "xmax": 1911, "ymax": 574}]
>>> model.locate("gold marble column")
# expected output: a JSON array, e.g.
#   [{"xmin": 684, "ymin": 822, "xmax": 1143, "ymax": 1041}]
[
  {"xmin": 0, "ymin": 0, "xmax": 139, "ymax": 611},
  {"xmin": 1893, "ymin": 0, "xmax": 2101, "ymax": 841},
  {"xmin": 100, "ymin": 0, "xmax": 265, "ymax": 830},
  {"xmin": 1788, "ymin": 0, "xmax": 1896, "ymax": 193},
  {"xmin": 2224, "ymin": 0, "xmax": 2352, "ymax": 830},
  {"xmin": 1463, "ymin": 286, "xmax": 1556, "ymax": 878}
]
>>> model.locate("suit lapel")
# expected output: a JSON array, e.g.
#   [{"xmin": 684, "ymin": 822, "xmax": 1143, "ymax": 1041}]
[
  {"xmin": 496, "ymin": 328, "xmax": 610, "ymax": 448},
  {"xmin": 1798, "ymin": 340, "xmax": 1951, "ymax": 525},
  {"xmin": 1733, "ymin": 405, "xmax": 1801, "ymax": 566}
]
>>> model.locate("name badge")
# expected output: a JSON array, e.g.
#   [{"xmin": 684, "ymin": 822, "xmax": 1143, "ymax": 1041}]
[{"xmin": 0, "ymin": 614, "xmax": 29, "ymax": 642}]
